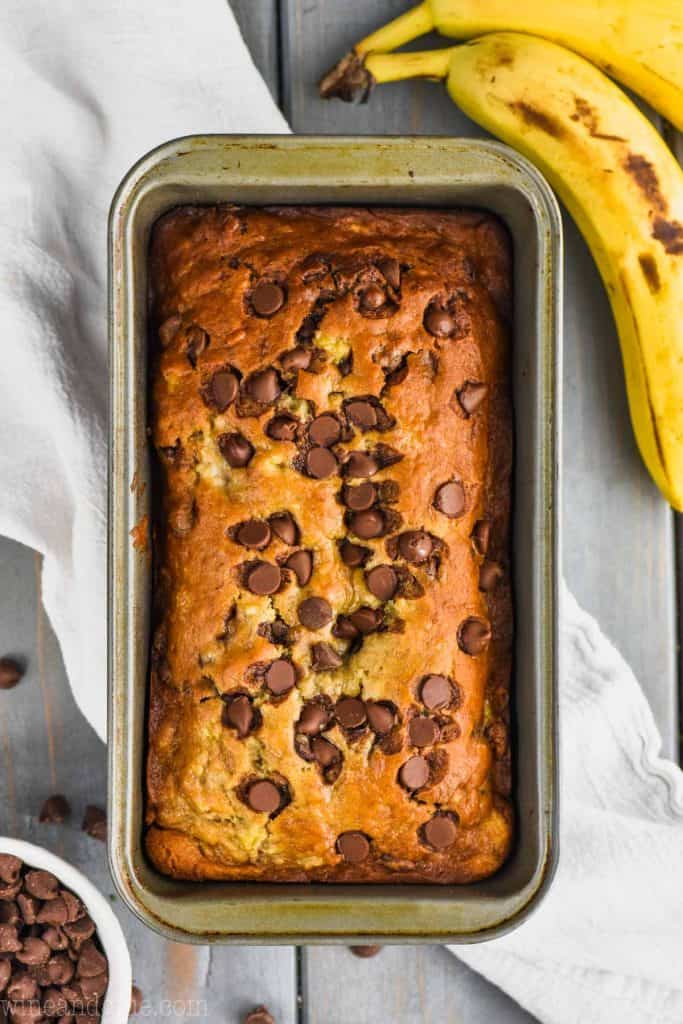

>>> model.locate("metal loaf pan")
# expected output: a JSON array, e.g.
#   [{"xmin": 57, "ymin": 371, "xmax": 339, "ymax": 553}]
[{"xmin": 108, "ymin": 136, "xmax": 562, "ymax": 944}]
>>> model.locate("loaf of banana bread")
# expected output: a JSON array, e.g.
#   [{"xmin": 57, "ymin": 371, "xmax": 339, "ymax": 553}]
[{"xmin": 146, "ymin": 204, "xmax": 513, "ymax": 883}]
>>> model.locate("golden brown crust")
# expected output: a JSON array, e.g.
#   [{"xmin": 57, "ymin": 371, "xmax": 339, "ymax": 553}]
[{"xmin": 146, "ymin": 205, "xmax": 513, "ymax": 883}]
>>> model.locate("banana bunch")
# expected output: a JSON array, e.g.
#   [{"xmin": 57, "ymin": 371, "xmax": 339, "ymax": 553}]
[{"xmin": 320, "ymin": 8, "xmax": 683, "ymax": 511}]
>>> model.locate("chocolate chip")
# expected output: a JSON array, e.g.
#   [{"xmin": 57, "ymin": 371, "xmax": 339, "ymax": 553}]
[
  {"xmin": 344, "ymin": 451, "xmax": 379, "ymax": 478},
  {"xmin": 16, "ymin": 937, "xmax": 50, "ymax": 965},
  {"xmin": 359, "ymin": 284, "xmax": 386, "ymax": 311},
  {"xmin": 397, "ymin": 531, "xmax": 433, "ymax": 564},
  {"xmin": 297, "ymin": 703, "xmax": 328, "ymax": 735},
  {"xmin": 298, "ymin": 597, "xmax": 332, "ymax": 631},
  {"xmin": 39, "ymin": 795, "xmax": 70, "ymax": 824},
  {"xmin": 343, "ymin": 482, "xmax": 376, "ymax": 511},
  {"xmin": 398, "ymin": 755, "xmax": 430, "ymax": 790},
  {"xmin": 457, "ymin": 381, "xmax": 488, "ymax": 416},
  {"xmin": 335, "ymin": 697, "xmax": 366, "ymax": 729},
  {"xmin": 433, "ymin": 481, "xmax": 465, "ymax": 519},
  {"xmin": 420, "ymin": 675, "xmax": 452, "ymax": 710},
  {"xmin": 266, "ymin": 414, "xmax": 299, "ymax": 442},
  {"xmin": 25, "ymin": 870, "xmax": 59, "ymax": 901},
  {"xmin": 423, "ymin": 814, "xmax": 458, "ymax": 850},
  {"xmin": 306, "ymin": 447, "xmax": 338, "ymax": 479},
  {"xmin": 349, "ymin": 509, "xmax": 384, "ymax": 539},
  {"xmin": 345, "ymin": 400, "xmax": 378, "ymax": 430},
  {"xmin": 81, "ymin": 806, "xmax": 106, "ymax": 842},
  {"xmin": 76, "ymin": 939, "xmax": 107, "ymax": 979},
  {"xmin": 332, "ymin": 615, "xmax": 359, "ymax": 640},
  {"xmin": 185, "ymin": 325, "xmax": 209, "ymax": 366},
  {"xmin": 471, "ymin": 520, "xmax": 491, "ymax": 556},
  {"xmin": 349, "ymin": 945, "xmax": 382, "ymax": 958},
  {"xmin": 17, "ymin": 894, "xmax": 39, "ymax": 924},
  {"xmin": 348, "ymin": 607, "xmax": 382, "ymax": 635},
  {"xmin": 311, "ymin": 736, "xmax": 341, "ymax": 768},
  {"xmin": 479, "ymin": 560, "xmax": 503, "ymax": 592},
  {"xmin": 246, "ymin": 368, "xmax": 281, "ymax": 404},
  {"xmin": 36, "ymin": 898, "xmax": 68, "ymax": 927},
  {"xmin": 339, "ymin": 540, "xmax": 371, "ymax": 568},
  {"xmin": 424, "ymin": 304, "xmax": 456, "ymax": 338},
  {"xmin": 280, "ymin": 347, "xmax": 311, "ymax": 372},
  {"xmin": 246, "ymin": 562, "xmax": 282, "ymax": 596},
  {"xmin": 252, "ymin": 281, "xmax": 285, "ymax": 317},
  {"xmin": 7, "ymin": 972, "xmax": 37, "ymax": 1002},
  {"xmin": 264, "ymin": 659, "xmax": 296, "ymax": 695},
  {"xmin": 309, "ymin": 414, "xmax": 341, "ymax": 447},
  {"xmin": 223, "ymin": 695, "xmax": 254, "ymax": 737},
  {"xmin": 0, "ymin": 855, "xmax": 22, "ymax": 884},
  {"xmin": 457, "ymin": 617, "xmax": 492, "ymax": 655},
  {"xmin": 365, "ymin": 565, "xmax": 398, "ymax": 601},
  {"xmin": 219, "ymin": 432, "xmax": 254, "ymax": 468},
  {"xmin": 0, "ymin": 902, "xmax": 18, "ymax": 926},
  {"xmin": 208, "ymin": 369, "xmax": 239, "ymax": 411},
  {"xmin": 43, "ymin": 928, "xmax": 68, "ymax": 952},
  {"xmin": 247, "ymin": 780, "xmax": 282, "ymax": 814},
  {"xmin": 130, "ymin": 985, "xmax": 144, "ymax": 1015},
  {"xmin": 59, "ymin": 891, "xmax": 84, "ymax": 924},
  {"xmin": 409, "ymin": 717, "xmax": 439, "ymax": 747},
  {"xmin": 47, "ymin": 954, "xmax": 74, "ymax": 986},
  {"xmin": 0, "ymin": 658, "xmax": 23, "ymax": 690},
  {"xmin": 366, "ymin": 701, "xmax": 395, "ymax": 735},
  {"xmin": 311, "ymin": 643, "xmax": 343, "ymax": 671},
  {"xmin": 63, "ymin": 915, "xmax": 95, "ymax": 950},
  {"xmin": 269, "ymin": 512, "xmax": 299, "ymax": 546},
  {"xmin": 236, "ymin": 520, "xmax": 271, "ymax": 550},
  {"xmin": 0, "ymin": 925, "xmax": 22, "ymax": 953},
  {"xmin": 285, "ymin": 550, "xmax": 313, "ymax": 586},
  {"xmin": 158, "ymin": 314, "xmax": 182, "ymax": 348},
  {"xmin": 244, "ymin": 1006, "xmax": 275, "ymax": 1024},
  {"xmin": 379, "ymin": 256, "xmax": 401, "ymax": 289},
  {"xmin": 79, "ymin": 970, "xmax": 109, "ymax": 1001},
  {"xmin": 336, "ymin": 831, "xmax": 370, "ymax": 863}
]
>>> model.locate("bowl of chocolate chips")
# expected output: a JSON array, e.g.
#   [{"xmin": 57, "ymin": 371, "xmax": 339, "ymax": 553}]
[{"xmin": 0, "ymin": 839, "xmax": 131, "ymax": 1022}]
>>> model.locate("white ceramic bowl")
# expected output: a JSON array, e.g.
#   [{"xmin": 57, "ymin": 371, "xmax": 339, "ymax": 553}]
[{"xmin": 0, "ymin": 837, "xmax": 132, "ymax": 1023}]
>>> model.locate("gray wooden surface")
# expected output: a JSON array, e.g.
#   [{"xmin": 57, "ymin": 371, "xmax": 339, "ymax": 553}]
[{"xmin": 0, "ymin": 2, "xmax": 679, "ymax": 1023}]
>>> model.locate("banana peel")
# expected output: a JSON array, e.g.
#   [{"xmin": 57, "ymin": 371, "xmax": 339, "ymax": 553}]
[{"xmin": 321, "ymin": 34, "xmax": 683, "ymax": 510}]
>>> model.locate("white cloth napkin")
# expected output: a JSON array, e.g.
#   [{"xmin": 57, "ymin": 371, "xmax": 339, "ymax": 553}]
[{"xmin": 1, "ymin": 3, "xmax": 682, "ymax": 1022}]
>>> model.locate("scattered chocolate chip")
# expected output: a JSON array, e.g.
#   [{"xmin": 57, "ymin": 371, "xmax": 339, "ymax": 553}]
[
  {"xmin": 285, "ymin": 550, "xmax": 313, "ymax": 586},
  {"xmin": 185, "ymin": 325, "xmax": 209, "ymax": 367},
  {"xmin": 298, "ymin": 597, "xmax": 332, "ymax": 631},
  {"xmin": 269, "ymin": 512, "xmax": 299, "ymax": 546},
  {"xmin": 409, "ymin": 717, "xmax": 439, "ymax": 747},
  {"xmin": 397, "ymin": 531, "xmax": 433, "ymax": 564},
  {"xmin": 158, "ymin": 315, "xmax": 182, "ymax": 348},
  {"xmin": 348, "ymin": 607, "xmax": 382, "ymax": 635},
  {"xmin": 343, "ymin": 482, "xmax": 376, "ymax": 511},
  {"xmin": 399, "ymin": 755, "xmax": 430, "ymax": 790},
  {"xmin": 244, "ymin": 1006, "xmax": 275, "ymax": 1024},
  {"xmin": 0, "ymin": 925, "xmax": 22, "ymax": 953},
  {"xmin": 424, "ymin": 304, "xmax": 456, "ymax": 338},
  {"xmin": 350, "ymin": 945, "xmax": 382, "ymax": 958},
  {"xmin": 311, "ymin": 736, "xmax": 341, "ymax": 768},
  {"xmin": 36, "ymin": 898, "xmax": 68, "ymax": 927},
  {"xmin": 359, "ymin": 284, "xmax": 386, "ymax": 312},
  {"xmin": 433, "ymin": 481, "xmax": 465, "ymax": 519},
  {"xmin": 339, "ymin": 540, "xmax": 371, "ymax": 568},
  {"xmin": 236, "ymin": 520, "xmax": 272, "ymax": 550},
  {"xmin": 264, "ymin": 659, "xmax": 297, "ymax": 695},
  {"xmin": 344, "ymin": 451, "xmax": 379, "ymax": 478},
  {"xmin": 76, "ymin": 939, "xmax": 107, "ymax": 978},
  {"xmin": 16, "ymin": 936, "xmax": 50, "ymax": 966},
  {"xmin": 130, "ymin": 984, "xmax": 144, "ymax": 1015},
  {"xmin": 42, "ymin": 926, "xmax": 68, "ymax": 951},
  {"xmin": 458, "ymin": 617, "xmax": 492, "ymax": 655},
  {"xmin": 218, "ymin": 432, "xmax": 254, "ymax": 468},
  {"xmin": 332, "ymin": 615, "xmax": 359, "ymax": 640},
  {"xmin": 349, "ymin": 509, "xmax": 384, "ymax": 540},
  {"xmin": 335, "ymin": 697, "xmax": 366, "ymax": 729},
  {"xmin": 0, "ymin": 856, "xmax": 21, "ymax": 885},
  {"xmin": 280, "ymin": 347, "xmax": 311, "ymax": 372},
  {"xmin": 345, "ymin": 400, "xmax": 378, "ymax": 430},
  {"xmin": 365, "ymin": 565, "xmax": 398, "ymax": 601},
  {"xmin": 81, "ymin": 806, "xmax": 107, "ymax": 842},
  {"xmin": 246, "ymin": 368, "xmax": 281, "ymax": 404},
  {"xmin": 207, "ymin": 369, "xmax": 239, "ymax": 411},
  {"xmin": 60, "ymin": 890, "xmax": 84, "ymax": 924},
  {"xmin": 336, "ymin": 832, "xmax": 370, "ymax": 864},
  {"xmin": 422, "ymin": 814, "xmax": 458, "ymax": 850},
  {"xmin": 0, "ymin": 658, "xmax": 23, "ymax": 690},
  {"xmin": 297, "ymin": 703, "xmax": 328, "ymax": 735},
  {"xmin": 247, "ymin": 780, "xmax": 282, "ymax": 814},
  {"xmin": 39, "ymin": 795, "xmax": 70, "ymax": 825},
  {"xmin": 266, "ymin": 414, "xmax": 298, "ymax": 442},
  {"xmin": 63, "ymin": 915, "xmax": 95, "ymax": 950},
  {"xmin": 457, "ymin": 381, "xmax": 488, "ymax": 416},
  {"xmin": 471, "ymin": 520, "xmax": 491, "ymax": 556},
  {"xmin": 223, "ymin": 695, "xmax": 255, "ymax": 737},
  {"xmin": 420, "ymin": 675, "xmax": 453, "ymax": 710},
  {"xmin": 311, "ymin": 643, "xmax": 343, "ymax": 672},
  {"xmin": 479, "ymin": 560, "xmax": 504, "ymax": 592},
  {"xmin": 251, "ymin": 281, "xmax": 285, "ymax": 318},
  {"xmin": 366, "ymin": 702, "xmax": 396, "ymax": 735},
  {"xmin": 246, "ymin": 562, "xmax": 282, "ymax": 596},
  {"xmin": 306, "ymin": 446, "xmax": 338, "ymax": 479},
  {"xmin": 309, "ymin": 413, "xmax": 341, "ymax": 447}
]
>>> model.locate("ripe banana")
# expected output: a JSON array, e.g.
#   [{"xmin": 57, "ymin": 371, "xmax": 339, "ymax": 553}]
[
  {"xmin": 320, "ymin": 0, "xmax": 683, "ymax": 130},
  {"xmin": 321, "ymin": 34, "xmax": 683, "ymax": 509}
]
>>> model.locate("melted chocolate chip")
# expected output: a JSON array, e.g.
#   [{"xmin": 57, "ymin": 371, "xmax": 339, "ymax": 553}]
[
  {"xmin": 365, "ymin": 564, "xmax": 398, "ymax": 601},
  {"xmin": 366, "ymin": 701, "xmax": 396, "ymax": 735},
  {"xmin": 303, "ymin": 445, "xmax": 336, "ymax": 478},
  {"xmin": 457, "ymin": 381, "xmax": 488, "ymax": 416},
  {"xmin": 207, "ymin": 369, "xmax": 239, "ymax": 411},
  {"xmin": 479, "ymin": 560, "xmax": 503, "ymax": 592},
  {"xmin": 236, "ymin": 520, "xmax": 271, "ymax": 550},
  {"xmin": 298, "ymin": 597, "xmax": 333, "ymax": 631},
  {"xmin": 285, "ymin": 549, "xmax": 313, "ymax": 586},
  {"xmin": 349, "ymin": 509, "xmax": 384, "ymax": 539},
  {"xmin": 311, "ymin": 736, "xmax": 341, "ymax": 768},
  {"xmin": 246, "ymin": 368, "xmax": 281, "ymax": 404},
  {"xmin": 457, "ymin": 617, "xmax": 492, "ymax": 655},
  {"xmin": 269, "ymin": 512, "xmax": 299, "ymax": 546},
  {"xmin": 420, "ymin": 675, "xmax": 453, "ymax": 710},
  {"xmin": 309, "ymin": 413, "xmax": 341, "ymax": 447},
  {"xmin": 433, "ymin": 481, "xmax": 465, "ymax": 519},
  {"xmin": 223, "ymin": 695, "xmax": 255, "ymax": 737},
  {"xmin": 297, "ymin": 703, "xmax": 328, "ymax": 735},
  {"xmin": 398, "ymin": 755, "xmax": 430, "ymax": 791},
  {"xmin": 247, "ymin": 780, "xmax": 282, "ymax": 814},
  {"xmin": 158, "ymin": 314, "xmax": 182, "ymax": 348},
  {"xmin": 280, "ymin": 346, "xmax": 312, "ymax": 372},
  {"xmin": 344, "ymin": 451, "xmax": 379, "ymax": 478},
  {"xmin": 359, "ymin": 284, "xmax": 386, "ymax": 311},
  {"xmin": 265, "ymin": 659, "xmax": 297, "ymax": 695},
  {"xmin": 424, "ymin": 304, "xmax": 456, "ymax": 338},
  {"xmin": 339, "ymin": 540, "xmax": 371, "ymax": 568},
  {"xmin": 409, "ymin": 717, "xmax": 439, "ymax": 748},
  {"xmin": 471, "ymin": 520, "xmax": 491, "ymax": 556},
  {"xmin": 251, "ymin": 281, "xmax": 285, "ymax": 317},
  {"xmin": 185, "ymin": 325, "xmax": 209, "ymax": 367},
  {"xmin": 336, "ymin": 831, "xmax": 370, "ymax": 864},
  {"xmin": 246, "ymin": 562, "xmax": 282, "ymax": 596},
  {"xmin": 311, "ymin": 642, "xmax": 343, "ymax": 672},
  {"xmin": 348, "ymin": 607, "xmax": 382, "ymax": 634},
  {"xmin": 397, "ymin": 531, "xmax": 433, "ymax": 564},
  {"xmin": 422, "ymin": 814, "xmax": 458, "ymax": 850},
  {"xmin": 378, "ymin": 257, "xmax": 401, "ymax": 289},
  {"xmin": 219, "ymin": 432, "xmax": 254, "ymax": 468},
  {"xmin": 345, "ymin": 400, "xmax": 378, "ymax": 430},
  {"xmin": 343, "ymin": 482, "xmax": 376, "ymax": 511},
  {"xmin": 335, "ymin": 697, "xmax": 366, "ymax": 729},
  {"xmin": 266, "ymin": 414, "xmax": 299, "ymax": 442}
]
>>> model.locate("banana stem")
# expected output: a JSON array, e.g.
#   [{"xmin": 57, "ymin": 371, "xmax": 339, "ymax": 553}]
[
  {"xmin": 365, "ymin": 48, "xmax": 453, "ymax": 84},
  {"xmin": 355, "ymin": 2, "xmax": 435, "ymax": 56}
]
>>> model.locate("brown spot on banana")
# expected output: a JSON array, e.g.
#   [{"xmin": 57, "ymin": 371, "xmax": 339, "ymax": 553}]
[
  {"xmin": 637, "ymin": 253, "xmax": 661, "ymax": 294},
  {"xmin": 624, "ymin": 154, "xmax": 667, "ymax": 212},
  {"xmin": 508, "ymin": 101, "xmax": 566, "ymax": 138},
  {"xmin": 652, "ymin": 217, "xmax": 683, "ymax": 255}
]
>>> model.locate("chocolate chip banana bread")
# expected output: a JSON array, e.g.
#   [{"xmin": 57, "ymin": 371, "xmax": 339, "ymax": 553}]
[{"xmin": 146, "ymin": 205, "xmax": 513, "ymax": 883}]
